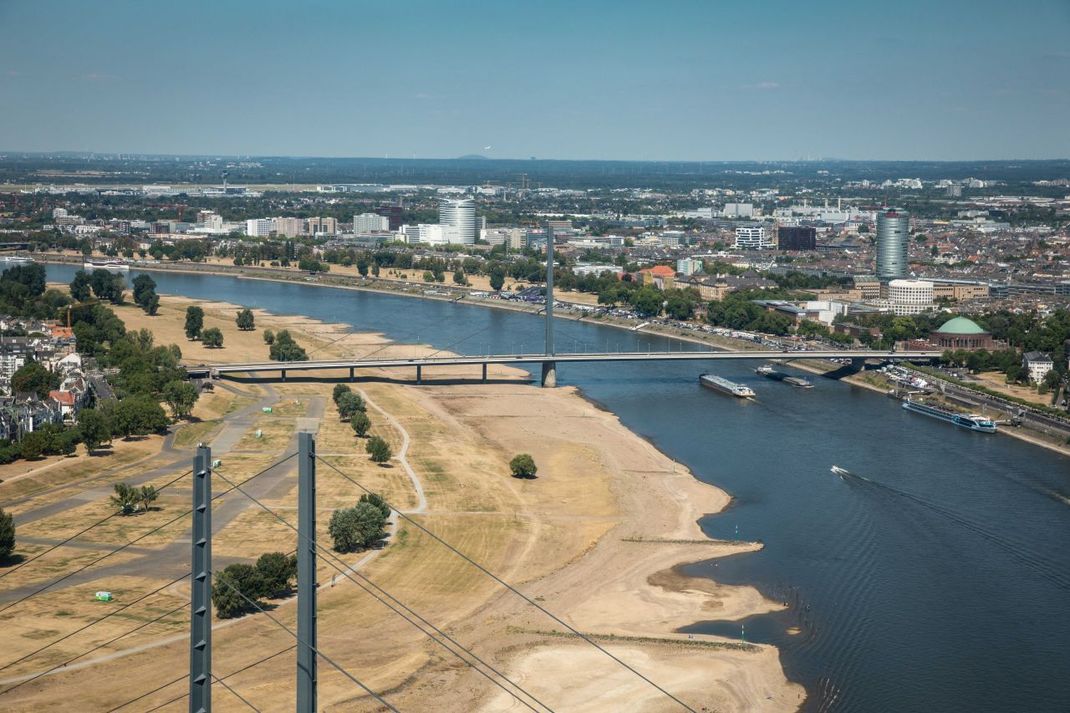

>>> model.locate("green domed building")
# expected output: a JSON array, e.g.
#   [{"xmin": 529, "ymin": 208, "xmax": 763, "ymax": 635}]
[{"xmin": 930, "ymin": 316, "xmax": 993, "ymax": 350}]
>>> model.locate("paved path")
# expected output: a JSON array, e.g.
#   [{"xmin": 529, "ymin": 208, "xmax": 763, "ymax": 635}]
[
  {"xmin": 0, "ymin": 389, "xmax": 431, "ymax": 686},
  {"xmin": 9, "ymin": 385, "xmax": 278, "ymax": 528}
]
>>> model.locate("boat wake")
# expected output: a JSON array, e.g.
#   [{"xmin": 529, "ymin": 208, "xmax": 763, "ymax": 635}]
[{"xmin": 832, "ymin": 465, "xmax": 1070, "ymax": 591}]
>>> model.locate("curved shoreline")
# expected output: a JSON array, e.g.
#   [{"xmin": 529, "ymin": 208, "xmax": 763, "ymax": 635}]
[{"xmin": 39, "ymin": 253, "xmax": 1066, "ymax": 458}]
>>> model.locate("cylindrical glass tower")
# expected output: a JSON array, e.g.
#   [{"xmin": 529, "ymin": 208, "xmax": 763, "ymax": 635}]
[
  {"xmin": 438, "ymin": 199, "xmax": 476, "ymax": 244},
  {"xmin": 876, "ymin": 208, "xmax": 909, "ymax": 281}
]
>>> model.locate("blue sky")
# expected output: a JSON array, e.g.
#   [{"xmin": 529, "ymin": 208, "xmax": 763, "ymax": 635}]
[{"xmin": 1, "ymin": 0, "xmax": 1067, "ymax": 160}]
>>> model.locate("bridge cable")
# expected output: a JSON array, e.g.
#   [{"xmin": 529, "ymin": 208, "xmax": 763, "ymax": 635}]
[
  {"xmin": 2, "ymin": 545, "xmax": 293, "ymax": 694},
  {"xmin": 105, "ymin": 644, "xmax": 295, "ymax": 713},
  {"xmin": 0, "ymin": 568, "xmax": 190, "ymax": 675},
  {"xmin": 315, "ymin": 455, "xmax": 699, "ymax": 713},
  {"xmin": 0, "ymin": 454, "xmax": 294, "ymax": 617},
  {"xmin": 210, "ymin": 571, "xmax": 400, "ymax": 713},
  {"xmin": 0, "ymin": 468, "xmax": 194, "ymax": 580},
  {"xmin": 210, "ymin": 469, "xmax": 553, "ymax": 713},
  {"xmin": 212, "ymin": 673, "xmax": 261, "ymax": 713}
]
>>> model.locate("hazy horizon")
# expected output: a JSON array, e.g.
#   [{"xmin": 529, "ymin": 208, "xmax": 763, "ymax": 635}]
[{"xmin": 2, "ymin": 0, "xmax": 1068, "ymax": 161}]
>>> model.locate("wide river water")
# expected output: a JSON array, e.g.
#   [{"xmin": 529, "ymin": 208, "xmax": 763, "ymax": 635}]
[{"xmin": 48, "ymin": 265, "xmax": 1070, "ymax": 712}]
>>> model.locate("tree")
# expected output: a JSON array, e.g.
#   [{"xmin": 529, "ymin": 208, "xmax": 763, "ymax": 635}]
[
  {"xmin": 453, "ymin": 269, "xmax": 467, "ymax": 285},
  {"xmin": 366, "ymin": 435, "xmax": 391, "ymax": 465},
  {"xmin": 212, "ymin": 563, "xmax": 266, "ymax": 619},
  {"xmin": 328, "ymin": 502, "xmax": 388, "ymax": 552},
  {"xmin": 350, "ymin": 408, "xmax": 372, "ymax": 436},
  {"xmin": 78, "ymin": 408, "xmax": 112, "ymax": 453},
  {"xmin": 69, "ymin": 270, "xmax": 92, "ymax": 302},
  {"xmin": 336, "ymin": 391, "xmax": 365, "ymax": 420},
  {"xmin": 358, "ymin": 492, "xmax": 392, "ymax": 520},
  {"xmin": 255, "ymin": 552, "xmax": 297, "ymax": 597},
  {"xmin": 332, "ymin": 383, "xmax": 352, "ymax": 405},
  {"xmin": 138, "ymin": 485, "xmax": 158, "ymax": 511},
  {"xmin": 0, "ymin": 508, "xmax": 14, "ymax": 560},
  {"xmin": 509, "ymin": 453, "xmax": 538, "ymax": 479},
  {"xmin": 263, "ymin": 329, "xmax": 275, "ymax": 345},
  {"xmin": 132, "ymin": 274, "xmax": 158, "ymax": 314},
  {"xmin": 113, "ymin": 395, "xmax": 169, "ymax": 438},
  {"xmin": 489, "ymin": 267, "xmax": 506, "ymax": 292},
  {"xmin": 350, "ymin": 411, "xmax": 371, "ymax": 437},
  {"xmin": 90, "ymin": 269, "xmax": 125, "ymax": 304},
  {"xmin": 236, "ymin": 308, "xmax": 255, "ymax": 331},
  {"xmin": 19, "ymin": 430, "xmax": 47, "ymax": 460},
  {"xmin": 184, "ymin": 306, "xmax": 204, "ymax": 340},
  {"xmin": 163, "ymin": 380, "xmax": 199, "ymax": 420},
  {"xmin": 11, "ymin": 361, "xmax": 57, "ymax": 398},
  {"xmin": 201, "ymin": 327, "xmax": 224, "ymax": 348},
  {"xmin": 269, "ymin": 330, "xmax": 308, "ymax": 361},
  {"xmin": 111, "ymin": 482, "xmax": 140, "ymax": 514}
]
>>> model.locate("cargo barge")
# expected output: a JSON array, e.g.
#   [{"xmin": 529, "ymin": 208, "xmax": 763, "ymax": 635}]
[
  {"xmin": 700, "ymin": 373, "xmax": 756, "ymax": 398},
  {"xmin": 755, "ymin": 364, "xmax": 813, "ymax": 388}
]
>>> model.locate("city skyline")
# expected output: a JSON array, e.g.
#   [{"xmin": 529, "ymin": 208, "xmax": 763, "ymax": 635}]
[{"xmin": 1, "ymin": 0, "xmax": 1068, "ymax": 161}]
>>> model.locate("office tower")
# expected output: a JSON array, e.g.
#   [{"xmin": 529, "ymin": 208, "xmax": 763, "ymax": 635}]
[
  {"xmin": 734, "ymin": 225, "xmax": 769, "ymax": 249},
  {"xmin": 777, "ymin": 226, "xmax": 817, "ymax": 250},
  {"xmin": 438, "ymin": 198, "xmax": 476, "ymax": 244},
  {"xmin": 876, "ymin": 208, "xmax": 909, "ymax": 281}
]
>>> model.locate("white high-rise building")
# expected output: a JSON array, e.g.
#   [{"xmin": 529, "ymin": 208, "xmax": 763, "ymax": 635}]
[
  {"xmin": 245, "ymin": 219, "xmax": 273, "ymax": 237},
  {"xmin": 353, "ymin": 213, "xmax": 389, "ymax": 233},
  {"xmin": 438, "ymin": 198, "xmax": 476, "ymax": 244},
  {"xmin": 401, "ymin": 224, "xmax": 445, "ymax": 245},
  {"xmin": 734, "ymin": 225, "xmax": 770, "ymax": 250}
]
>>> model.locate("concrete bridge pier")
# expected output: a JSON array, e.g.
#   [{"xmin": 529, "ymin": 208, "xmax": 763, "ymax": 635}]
[
  {"xmin": 416, "ymin": 365, "xmax": 423, "ymax": 385},
  {"xmin": 481, "ymin": 363, "xmax": 488, "ymax": 383},
  {"xmin": 541, "ymin": 361, "xmax": 557, "ymax": 388},
  {"xmin": 281, "ymin": 369, "xmax": 287, "ymax": 382},
  {"xmin": 349, "ymin": 366, "xmax": 355, "ymax": 382}
]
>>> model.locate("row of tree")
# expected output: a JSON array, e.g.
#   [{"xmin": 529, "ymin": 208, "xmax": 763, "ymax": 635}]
[{"xmin": 332, "ymin": 385, "xmax": 387, "ymax": 456}]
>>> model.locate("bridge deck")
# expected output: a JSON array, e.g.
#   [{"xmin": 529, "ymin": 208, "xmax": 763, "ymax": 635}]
[{"xmin": 189, "ymin": 350, "xmax": 940, "ymax": 377}]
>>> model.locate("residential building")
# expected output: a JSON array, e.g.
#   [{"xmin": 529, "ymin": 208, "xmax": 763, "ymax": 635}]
[
  {"xmin": 876, "ymin": 208, "xmax": 910, "ymax": 281},
  {"xmin": 481, "ymin": 227, "xmax": 525, "ymax": 249},
  {"xmin": 245, "ymin": 218, "xmax": 273, "ymax": 237},
  {"xmin": 273, "ymin": 217, "xmax": 305, "ymax": 238},
  {"xmin": 676, "ymin": 257, "xmax": 704, "ymax": 276},
  {"xmin": 723, "ymin": 202, "xmax": 754, "ymax": 218},
  {"xmin": 1023, "ymin": 352, "xmax": 1054, "ymax": 384},
  {"xmin": 353, "ymin": 213, "xmax": 390, "ymax": 233},
  {"xmin": 853, "ymin": 276, "xmax": 881, "ymax": 300},
  {"xmin": 306, "ymin": 217, "xmax": 338, "ymax": 236}
]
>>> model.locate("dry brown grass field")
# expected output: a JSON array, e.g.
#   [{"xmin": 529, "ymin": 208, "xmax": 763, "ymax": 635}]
[{"xmin": 0, "ymin": 290, "xmax": 801, "ymax": 712}]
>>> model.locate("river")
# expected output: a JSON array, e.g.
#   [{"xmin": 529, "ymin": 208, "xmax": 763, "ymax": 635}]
[{"xmin": 47, "ymin": 265, "xmax": 1070, "ymax": 712}]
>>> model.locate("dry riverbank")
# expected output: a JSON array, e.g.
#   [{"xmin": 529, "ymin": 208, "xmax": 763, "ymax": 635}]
[{"xmin": 1, "ymin": 292, "xmax": 802, "ymax": 711}]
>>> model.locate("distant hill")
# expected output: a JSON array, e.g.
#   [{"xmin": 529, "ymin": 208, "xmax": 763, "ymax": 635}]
[{"xmin": 456, "ymin": 154, "xmax": 489, "ymax": 160}]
